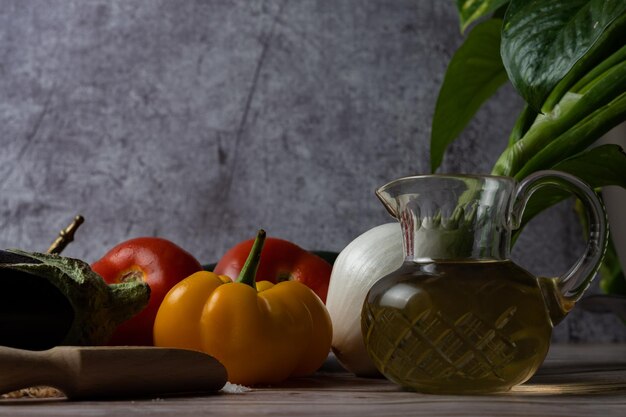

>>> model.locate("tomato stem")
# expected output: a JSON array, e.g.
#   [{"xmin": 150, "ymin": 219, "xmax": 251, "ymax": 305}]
[{"xmin": 235, "ymin": 229, "xmax": 266, "ymax": 289}]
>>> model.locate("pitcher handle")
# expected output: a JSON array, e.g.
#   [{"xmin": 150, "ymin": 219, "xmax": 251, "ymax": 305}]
[{"xmin": 510, "ymin": 170, "xmax": 608, "ymax": 324}]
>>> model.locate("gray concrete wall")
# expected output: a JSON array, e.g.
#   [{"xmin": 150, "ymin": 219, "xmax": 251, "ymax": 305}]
[{"xmin": 1, "ymin": 0, "xmax": 624, "ymax": 341}]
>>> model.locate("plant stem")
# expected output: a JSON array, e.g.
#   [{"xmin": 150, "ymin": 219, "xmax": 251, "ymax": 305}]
[
  {"xmin": 236, "ymin": 230, "xmax": 266, "ymax": 289},
  {"xmin": 571, "ymin": 44, "xmax": 626, "ymax": 94},
  {"xmin": 508, "ymin": 104, "xmax": 538, "ymax": 145},
  {"xmin": 492, "ymin": 59, "xmax": 626, "ymax": 177},
  {"xmin": 514, "ymin": 92, "xmax": 626, "ymax": 179}
]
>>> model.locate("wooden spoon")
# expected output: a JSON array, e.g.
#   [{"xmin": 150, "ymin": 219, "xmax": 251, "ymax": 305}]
[{"xmin": 0, "ymin": 345, "xmax": 227, "ymax": 400}]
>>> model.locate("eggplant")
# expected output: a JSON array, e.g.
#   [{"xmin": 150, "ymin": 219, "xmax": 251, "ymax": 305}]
[{"xmin": 0, "ymin": 250, "xmax": 149, "ymax": 350}]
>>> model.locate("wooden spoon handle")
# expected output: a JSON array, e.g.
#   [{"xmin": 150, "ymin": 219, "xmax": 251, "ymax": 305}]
[{"xmin": 0, "ymin": 346, "xmax": 72, "ymax": 395}]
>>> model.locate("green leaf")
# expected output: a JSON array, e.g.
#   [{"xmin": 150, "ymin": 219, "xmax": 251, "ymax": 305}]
[
  {"xmin": 430, "ymin": 19, "xmax": 508, "ymax": 172},
  {"xmin": 552, "ymin": 144, "xmax": 626, "ymax": 189},
  {"xmin": 455, "ymin": 0, "xmax": 510, "ymax": 32},
  {"xmin": 501, "ymin": 0, "xmax": 626, "ymax": 110},
  {"xmin": 542, "ymin": 14, "xmax": 626, "ymax": 112}
]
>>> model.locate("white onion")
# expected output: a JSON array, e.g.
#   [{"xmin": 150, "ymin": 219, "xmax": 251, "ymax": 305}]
[{"xmin": 326, "ymin": 223, "xmax": 404, "ymax": 376}]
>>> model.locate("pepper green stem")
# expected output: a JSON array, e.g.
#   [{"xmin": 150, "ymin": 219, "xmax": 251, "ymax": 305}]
[{"xmin": 235, "ymin": 229, "xmax": 266, "ymax": 289}]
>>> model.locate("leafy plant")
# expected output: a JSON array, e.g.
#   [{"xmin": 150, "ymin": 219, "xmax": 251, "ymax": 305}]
[{"xmin": 432, "ymin": 0, "xmax": 626, "ymax": 295}]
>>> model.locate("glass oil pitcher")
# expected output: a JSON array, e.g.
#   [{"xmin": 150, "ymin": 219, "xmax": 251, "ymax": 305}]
[{"xmin": 361, "ymin": 171, "xmax": 607, "ymax": 394}]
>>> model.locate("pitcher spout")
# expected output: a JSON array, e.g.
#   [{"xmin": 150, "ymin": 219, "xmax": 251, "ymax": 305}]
[{"xmin": 375, "ymin": 186, "xmax": 400, "ymax": 219}]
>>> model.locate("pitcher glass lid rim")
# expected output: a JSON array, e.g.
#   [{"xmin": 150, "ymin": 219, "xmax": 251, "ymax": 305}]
[{"xmin": 377, "ymin": 173, "xmax": 515, "ymax": 191}]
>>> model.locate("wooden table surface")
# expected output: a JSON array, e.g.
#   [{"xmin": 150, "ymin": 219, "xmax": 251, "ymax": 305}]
[{"xmin": 1, "ymin": 344, "xmax": 625, "ymax": 417}]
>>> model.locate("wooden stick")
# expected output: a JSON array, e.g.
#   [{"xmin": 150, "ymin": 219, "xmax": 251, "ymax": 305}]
[{"xmin": 47, "ymin": 215, "xmax": 85, "ymax": 255}]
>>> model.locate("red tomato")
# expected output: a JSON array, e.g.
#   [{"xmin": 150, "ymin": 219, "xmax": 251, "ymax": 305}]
[
  {"xmin": 214, "ymin": 236, "xmax": 332, "ymax": 302},
  {"xmin": 92, "ymin": 237, "xmax": 202, "ymax": 345}
]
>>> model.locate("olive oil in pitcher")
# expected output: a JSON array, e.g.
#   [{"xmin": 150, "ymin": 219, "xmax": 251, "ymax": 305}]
[{"xmin": 362, "ymin": 260, "xmax": 552, "ymax": 394}]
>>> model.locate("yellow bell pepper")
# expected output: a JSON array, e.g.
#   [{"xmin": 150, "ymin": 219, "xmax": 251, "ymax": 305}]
[{"xmin": 153, "ymin": 230, "xmax": 332, "ymax": 385}]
